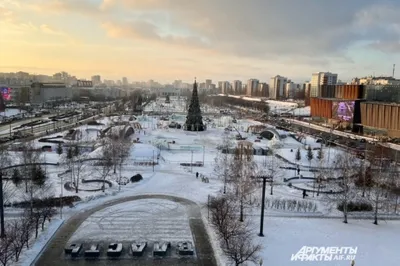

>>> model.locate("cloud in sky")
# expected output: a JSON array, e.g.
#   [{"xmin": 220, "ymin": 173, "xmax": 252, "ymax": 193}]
[{"xmin": 1, "ymin": 0, "xmax": 400, "ymax": 82}]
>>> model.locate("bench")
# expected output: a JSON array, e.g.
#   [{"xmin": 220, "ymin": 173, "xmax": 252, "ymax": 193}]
[{"xmin": 131, "ymin": 241, "xmax": 147, "ymax": 256}]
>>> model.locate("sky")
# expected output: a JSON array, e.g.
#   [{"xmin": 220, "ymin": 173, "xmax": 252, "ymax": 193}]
[{"xmin": 1, "ymin": 0, "xmax": 400, "ymax": 83}]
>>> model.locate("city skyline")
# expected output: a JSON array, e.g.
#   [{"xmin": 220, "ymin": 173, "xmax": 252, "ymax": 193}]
[{"xmin": 1, "ymin": 0, "xmax": 400, "ymax": 82}]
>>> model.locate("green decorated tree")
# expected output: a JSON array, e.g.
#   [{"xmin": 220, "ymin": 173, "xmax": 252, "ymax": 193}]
[{"xmin": 184, "ymin": 79, "xmax": 205, "ymax": 131}]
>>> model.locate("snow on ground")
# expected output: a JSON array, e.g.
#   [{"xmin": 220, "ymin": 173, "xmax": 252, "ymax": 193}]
[
  {"xmin": 6, "ymin": 97, "xmax": 400, "ymax": 266},
  {"xmin": 69, "ymin": 199, "xmax": 193, "ymax": 244},
  {"xmin": 258, "ymin": 217, "xmax": 400, "ymax": 266},
  {"xmin": 17, "ymin": 219, "xmax": 64, "ymax": 266}
]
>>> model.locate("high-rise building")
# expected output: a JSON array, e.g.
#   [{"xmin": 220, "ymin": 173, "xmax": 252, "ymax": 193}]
[
  {"xmin": 285, "ymin": 82, "xmax": 297, "ymax": 99},
  {"xmin": 91, "ymin": 75, "xmax": 101, "ymax": 85},
  {"xmin": 205, "ymin": 79, "xmax": 212, "ymax": 89},
  {"xmin": 310, "ymin": 72, "xmax": 338, "ymax": 97},
  {"xmin": 246, "ymin": 79, "xmax": 259, "ymax": 96},
  {"xmin": 122, "ymin": 77, "xmax": 128, "ymax": 86},
  {"xmin": 221, "ymin": 81, "xmax": 230, "ymax": 94},
  {"xmin": 269, "ymin": 75, "xmax": 288, "ymax": 99},
  {"xmin": 258, "ymin": 83, "xmax": 269, "ymax": 97},
  {"xmin": 232, "ymin": 80, "xmax": 242, "ymax": 95},
  {"xmin": 303, "ymin": 81, "xmax": 311, "ymax": 106}
]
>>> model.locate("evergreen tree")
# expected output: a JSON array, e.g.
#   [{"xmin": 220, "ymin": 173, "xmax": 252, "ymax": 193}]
[
  {"xmin": 73, "ymin": 145, "xmax": 80, "ymax": 157},
  {"xmin": 56, "ymin": 142, "xmax": 63, "ymax": 156},
  {"xmin": 317, "ymin": 148, "xmax": 323, "ymax": 160},
  {"xmin": 184, "ymin": 79, "xmax": 205, "ymax": 131},
  {"xmin": 307, "ymin": 146, "xmax": 314, "ymax": 162},
  {"xmin": 11, "ymin": 168, "xmax": 22, "ymax": 187},
  {"xmin": 295, "ymin": 148, "xmax": 301, "ymax": 161},
  {"xmin": 67, "ymin": 146, "xmax": 73, "ymax": 160},
  {"xmin": 32, "ymin": 166, "xmax": 47, "ymax": 187}
]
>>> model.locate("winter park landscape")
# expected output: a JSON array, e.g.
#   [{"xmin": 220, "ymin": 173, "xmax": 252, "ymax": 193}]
[{"xmin": 0, "ymin": 84, "xmax": 399, "ymax": 266}]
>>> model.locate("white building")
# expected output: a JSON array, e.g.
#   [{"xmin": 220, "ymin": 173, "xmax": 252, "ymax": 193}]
[
  {"xmin": 310, "ymin": 72, "xmax": 338, "ymax": 97},
  {"xmin": 353, "ymin": 76, "xmax": 400, "ymax": 85},
  {"xmin": 269, "ymin": 75, "xmax": 288, "ymax": 99}
]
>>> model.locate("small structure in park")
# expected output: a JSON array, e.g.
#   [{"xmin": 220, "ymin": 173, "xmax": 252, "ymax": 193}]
[
  {"xmin": 107, "ymin": 243, "xmax": 123, "ymax": 257},
  {"xmin": 131, "ymin": 241, "xmax": 147, "ymax": 256},
  {"xmin": 153, "ymin": 242, "xmax": 171, "ymax": 257},
  {"xmin": 65, "ymin": 243, "xmax": 82, "ymax": 257},
  {"xmin": 184, "ymin": 79, "xmax": 206, "ymax": 131},
  {"xmin": 84, "ymin": 244, "xmax": 100, "ymax": 258},
  {"xmin": 177, "ymin": 241, "xmax": 194, "ymax": 255}
]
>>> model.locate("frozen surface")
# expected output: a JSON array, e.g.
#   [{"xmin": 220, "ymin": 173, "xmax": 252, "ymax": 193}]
[{"xmin": 69, "ymin": 199, "xmax": 193, "ymax": 244}]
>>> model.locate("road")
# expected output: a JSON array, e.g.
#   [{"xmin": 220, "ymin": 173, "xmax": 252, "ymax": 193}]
[
  {"xmin": 35, "ymin": 194, "xmax": 217, "ymax": 266},
  {"xmin": 0, "ymin": 114, "xmax": 54, "ymax": 136}
]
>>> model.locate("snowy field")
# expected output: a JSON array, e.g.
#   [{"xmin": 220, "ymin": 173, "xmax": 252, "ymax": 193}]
[
  {"xmin": 69, "ymin": 199, "xmax": 193, "ymax": 244},
  {"xmin": 260, "ymin": 218, "xmax": 400, "ymax": 266},
  {"xmin": 4, "ymin": 96, "xmax": 399, "ymax": 266}
]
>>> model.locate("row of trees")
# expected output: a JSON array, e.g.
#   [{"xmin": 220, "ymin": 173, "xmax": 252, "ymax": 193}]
[
  {"xmin": 1, "ymin": 143, "xmax": 57, "ymax": 266},
  {"xmin": 211, "ymin": 136, "xmax": 277, "ymax": 265},
  {"xmin": 326, "ymin": 146, "xmax": 400, "ymax": 225}
]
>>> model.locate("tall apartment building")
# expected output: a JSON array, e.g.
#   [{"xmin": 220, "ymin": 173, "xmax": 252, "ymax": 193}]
[
  {"xmin": 122, "ymin": 77, "xmax": 128, "ymax": 86},
  {"xmin": 221, "ymin": 81, "xmax": 231, "ymax": 94},
  {"xmin": 246, "ymin": 79, "xmax": 259, "ymax": 96},
  {"xmin": 258, "ymin": 83, "xmax": 269, "ymax": 97},
  {"xmin": 205, "ymin": 79, "xmax": 212, "ymax": 89},
  {"xmin": 285, "ymin": 82, "xmax": 297, "ymax": 99},
  {"xmin": 232, "ymin": 80, "xmax": 242, "ymax": 95},
  {"xmin": 269, "ymin": 75, "xmax": 287, "ymax": 99},
  {"xmin": 303, "ymin": 82, "xmax": 311, "ymax": 106},
  {"xmin": 91, "ymin": 75, "xmax": 101, "ymax": 86},
  {"xmin": 310, "ymin": 72, "xmax": 338, "ymax": 97}
]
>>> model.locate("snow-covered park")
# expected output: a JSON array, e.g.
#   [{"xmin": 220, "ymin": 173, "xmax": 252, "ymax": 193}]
[{"xmin": 1, "ymin": 96, "xmax": 399, "ymax": 266}]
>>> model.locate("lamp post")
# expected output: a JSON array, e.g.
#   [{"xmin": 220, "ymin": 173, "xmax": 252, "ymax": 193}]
[
  {"xmin": 0, "ymin": 171, "xmax": 4, "ymax": 238},
  {"xmin": 257, "ymin": 175, "xmax": 269, "ymax": 237}
]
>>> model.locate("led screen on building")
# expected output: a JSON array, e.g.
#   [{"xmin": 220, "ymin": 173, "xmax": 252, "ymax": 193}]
[
  {"xmin": 332, "ymin": 101, "xmax": 354, "ymax": 122},
  {"xmin": 0, "ymin": 87, "xmax": 11, "ymax": 101}
]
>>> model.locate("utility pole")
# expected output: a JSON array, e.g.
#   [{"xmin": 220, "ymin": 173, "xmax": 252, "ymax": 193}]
[{"xmin": 258, "ymin": 175, "xmax": 269, "ymax": 237}]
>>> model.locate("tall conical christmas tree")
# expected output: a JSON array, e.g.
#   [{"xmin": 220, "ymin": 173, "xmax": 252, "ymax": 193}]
[{"xmin": 184, "ymin": 79, "xmax": 205, "ymax": 131}]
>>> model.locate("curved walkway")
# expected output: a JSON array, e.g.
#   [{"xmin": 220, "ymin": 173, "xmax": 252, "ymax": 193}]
[{"xmin": 35, "ymin": 194, "xmax": 217, "ymax": 266}]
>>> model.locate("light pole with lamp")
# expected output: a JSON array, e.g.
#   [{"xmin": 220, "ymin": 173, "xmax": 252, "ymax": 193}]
[{"xmin": 257, "ymin": 175, "xmax": 270, "ymax": 237}]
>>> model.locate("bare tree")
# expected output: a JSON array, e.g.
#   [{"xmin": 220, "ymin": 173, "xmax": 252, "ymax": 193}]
[
  {"xmin": 19, "ymin": 141, "xmax": 41, "ymax": 193},
  {"xmin": 9, "ymin": 214, "xmax": 33, "ymax": 262},
  {"xmin": 97, "ymin": 141, "xmax": 113, "ymax": 192},
  {"xmin": 214, "ymin": 135, "xmax": 234, "ymax": 194},
  {"xmin": 326, "ymin": 152, "xmax": 358, "ymax": 223},
  {"xmin": 0, "ymin": 226, "xmax": 14, "ymax": 266},
  {"xmin": 116, "ymin": 139, "xmax": 132, "ymax": 189},
  {"xmin": 70, "ymin": 145, "xmax": 87, "ymax": 193},
  {"xmin": 209, "ymin": 195, "xmax": 261, "ymax": 266},
  {"xmin": 229, "ymin": 146, "xmax": 257, "ymax": 222},
  {"xmin": 223, "ymin": 229, "xmax": 262, "ymax": 266},
  {"xmin": 258, "ymin": 148, "xmax": 282, "ymax": 196}
]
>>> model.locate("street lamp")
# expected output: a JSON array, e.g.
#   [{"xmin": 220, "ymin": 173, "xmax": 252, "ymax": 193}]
[
  {"xmin": 256, "ymin": 175, "xmax": 270, "ymax": 237},
  {"xmin": 0, "ymin": 171, "xmax": 4, "ymax": 238}
]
